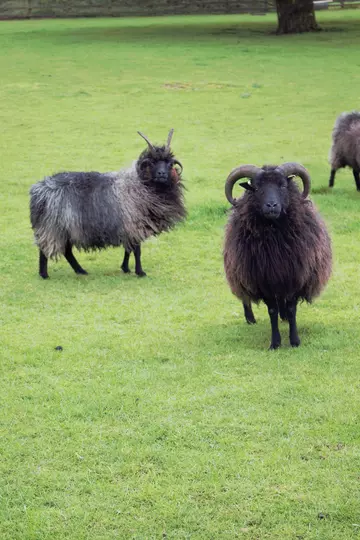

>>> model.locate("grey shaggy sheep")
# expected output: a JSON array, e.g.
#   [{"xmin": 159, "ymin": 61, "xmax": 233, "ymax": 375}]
[
  {"xmin": 224, "ymin": 162, "xmax": 332, "ymax": 350},
  {"xmin": 30, "ymin": 129, "xmax": 186, "ymax": 278},
  {"xmin": 329, "ymin": 111, "xmax": 360, "ymax": 190}
]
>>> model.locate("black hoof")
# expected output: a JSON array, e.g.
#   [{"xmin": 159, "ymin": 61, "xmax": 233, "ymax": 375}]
[
  {"xmin": 136, "ymin": 271, "xmax": 147, "ymax": 277},
  {"xmin": 246, "ymin": 316, "xmax": 256, "ymax": 325},
  {"xmin": 269, "ymin": 342, "xmax": 281, "ymax": 350},
  {"xmin": 269, "ymin": 335, "xmax": 281, "ymax": 350},
  {"xmin": 290, "ymin": 338, "xmax": 301, "ymax": 347},
  {"xmin": 76, "ymin": 269, "xmax": 88, "ymax": 275},
  {"xmin": 121, "ymin": 266, "xmax": 131, "ymax": 274},
  {"xmin": 40, "ymin": 273, "xmax": 49, "ymax": 279}
]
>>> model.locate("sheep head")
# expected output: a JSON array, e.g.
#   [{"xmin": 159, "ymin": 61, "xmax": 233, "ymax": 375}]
[
  {"xmin": 225, "ymin": 163, "xmax": 311, "ymax": 220},
  {"xmin": 136, "ymin": 129, "xmax": 183, "ymax": 187}
]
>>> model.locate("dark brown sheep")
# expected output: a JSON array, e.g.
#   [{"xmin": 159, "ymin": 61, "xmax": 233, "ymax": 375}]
[
  {"xmin": 329, "ymin": 111, "xmax": 360, "ymax": 190},
  {"xmin": 223, "ymin": 163, "xmax": 332, "ymax": 349}
]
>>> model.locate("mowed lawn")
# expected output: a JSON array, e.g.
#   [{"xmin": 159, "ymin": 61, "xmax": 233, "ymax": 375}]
[{"xmin": 1, "ymin": 10, "xmax": 360, "ymax": 539}]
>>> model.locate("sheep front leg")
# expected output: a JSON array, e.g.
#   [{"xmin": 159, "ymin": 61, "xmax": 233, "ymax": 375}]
[
  {"xmin": 329, "ymin": 168, "xmax": 336, "ymax": 188},
  {"xmin": 264, "ymin": 298, "xmax": 281, "ymax": 350},
  {"xmin": 39, "ymin": 250, "xmax": 49, "ymax": 279},
  {"xmin": 353, "ymin": 169, "xmax": 360, "ymax": 191},
  {"xmin": 286, "ymin": 298, "xmax": 300, "ymax": 347},
  {"xmin": 134, "ymin": 244, "xmax": 146, "ymax": 277}
]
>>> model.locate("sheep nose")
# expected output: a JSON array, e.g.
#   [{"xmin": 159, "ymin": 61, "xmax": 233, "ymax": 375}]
[
  {"xmin": 156, "ymin": 172, "xmax": 168, "ymax": 181},
  {"xmin": 266, "ymin": 202, "xmax": 278, "ymax": 209}
]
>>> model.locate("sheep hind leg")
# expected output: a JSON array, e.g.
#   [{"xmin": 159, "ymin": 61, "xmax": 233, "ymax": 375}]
[
  {"xmin": 329, "ymin": 168, "xmax": 336, "ymax": 188},
  {"xmin": 64, "ymin": 242, "xmax": 88, "ymax": 275},
  {"xmin": 353, "ymin": 169, "xmax": 360, "ymax": 191},
  {"xmin": 243, "ymin": 302, "xmax": 256, "ymax": 324},
  {"xmin": 39, "ymin": 250, "xmax": 49, "ymax": 279},
  {"xmin": 121, "ymin": 250, "xmax": 131, "ymax": 273},
  {"xmin": 278, "ymin": 298, "xmax": 288, "ymax": 321},
  {"xmin": 264, "ymin": 298, "xmax": 281, "ymax": 350},
  {"xmin": 286, "ymin": 298, "xmax": 300, "ymax": 347},
  {"xmin": 134, "ymin": 244, "xmax": 146, "ymax": 277}
]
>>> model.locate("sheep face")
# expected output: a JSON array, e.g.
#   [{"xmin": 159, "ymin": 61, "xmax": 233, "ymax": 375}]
[
  {"xmin": 137, "ymin": 147, "xmax": 183, "ymax": 188},
  {"xmin": 136, "ymin": 129, "xmax": 183, "ymax": 189},
  {"xmin": 242, "ymin": 169, "xmax": 290, "ymax": 220},
  {"xmin": 225, "ymin": 163, "xmax": 310, "ymax": 221}
]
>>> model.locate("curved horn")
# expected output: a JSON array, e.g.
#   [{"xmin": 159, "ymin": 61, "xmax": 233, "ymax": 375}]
[
  {"xmin": 139, "ymin": 158, "xmax": 152, "ymax": 170},
  {"xmin": 276, "ymin": 162, "xmax": 311, "ymax": 199},
  {"xmin": 137, "ymin": 131, "xmax": 156, "ymax": 153},
  {"xmin": 166, "ymin": 128, "xmax": 174, "ymax": 150},
  {"xmin": 225, "ymin": 165, "xmax": 261, "ymax": 206},
  {"xmin": 172, "ymin": 159, "xmax": 183, "ymax": 174}
]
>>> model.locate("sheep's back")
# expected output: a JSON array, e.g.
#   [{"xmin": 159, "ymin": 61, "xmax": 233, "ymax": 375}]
[
  {"xmin": 30, "ymin": 166, "xmax": 186, "ymax": 258},
  {"xmin": 30, "ymin": 171, "xmax": 125, "ymax": 257}
]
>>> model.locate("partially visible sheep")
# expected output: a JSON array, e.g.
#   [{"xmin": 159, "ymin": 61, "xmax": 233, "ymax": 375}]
[
  {"xmin": 30, "ymin": 129, "xmax": 186, "ymax": 279},
  {"xmin": 329, "ymin": 111, "xmax": 360, "ymax": 190},
  {"xmin": 223, "ymin": 163, "xmax": 332, "ymax": 349}
]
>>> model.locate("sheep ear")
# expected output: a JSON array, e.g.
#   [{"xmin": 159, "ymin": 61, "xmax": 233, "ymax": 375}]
[{"xmin": 239, "ymin": 181, "xmax": 256, "ymax": 192}]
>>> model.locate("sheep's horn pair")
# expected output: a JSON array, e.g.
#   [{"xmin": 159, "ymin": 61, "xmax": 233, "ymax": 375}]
[
  {"xmin": 224, "ymin": 162, "xmax": 311, "ymax": 206},
  {"xmin": 137, "ymin": 129, "xmax": 175, "ymax": 152}
]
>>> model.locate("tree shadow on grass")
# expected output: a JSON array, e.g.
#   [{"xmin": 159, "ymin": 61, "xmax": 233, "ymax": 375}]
[
  {"xmin": 11, "ymin": 19, "xmax": 278, "ymax": 46},
  {"xmin": 11, "ymin": 15, "xmax": 356, "ymax": 46}
]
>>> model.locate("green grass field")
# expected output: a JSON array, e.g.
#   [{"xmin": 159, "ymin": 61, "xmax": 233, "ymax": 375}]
[{"xmin": 1, "ymin": 10, "xmax": 360, "ymax": 539}]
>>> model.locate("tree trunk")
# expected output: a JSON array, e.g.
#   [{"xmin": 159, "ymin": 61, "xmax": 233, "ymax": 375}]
[{"xmin": 276, "ymin": 0, "xmax": 321, "ymax": 34}]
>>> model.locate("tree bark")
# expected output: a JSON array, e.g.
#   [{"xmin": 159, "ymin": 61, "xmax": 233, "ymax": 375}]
[{"xmin": 276, "ymin": 0, "xmax": 321, "ymax": 34}]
